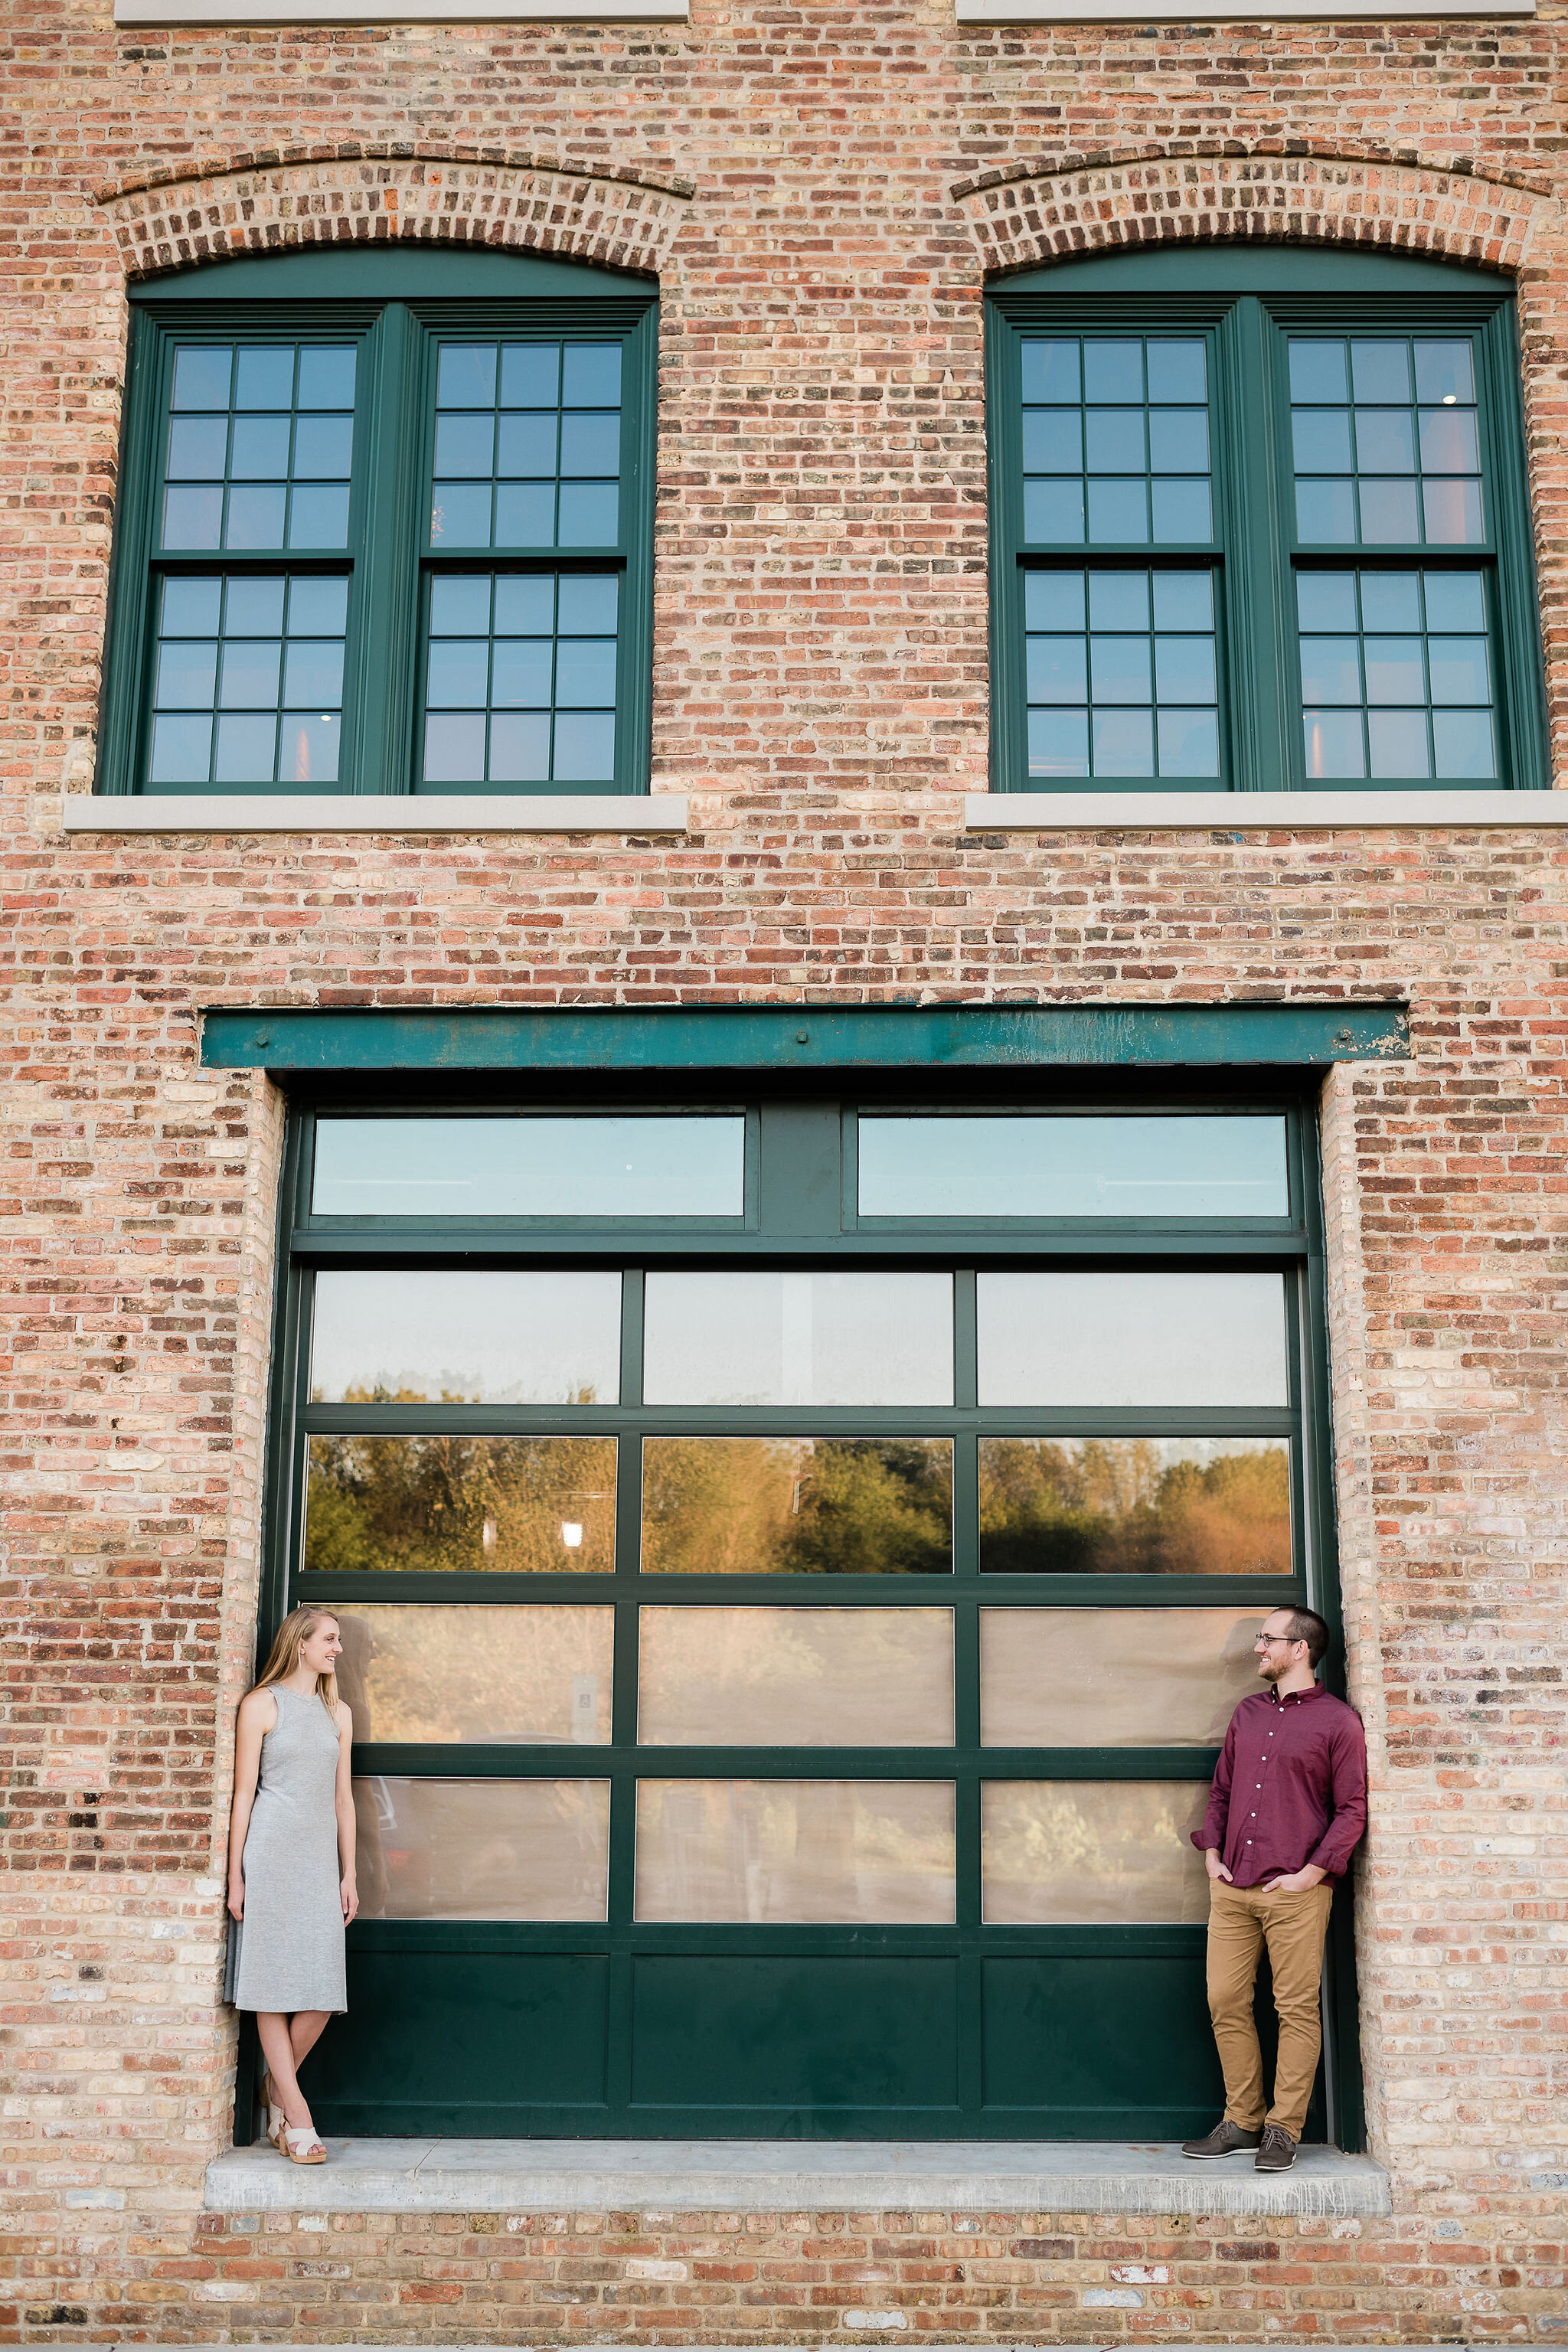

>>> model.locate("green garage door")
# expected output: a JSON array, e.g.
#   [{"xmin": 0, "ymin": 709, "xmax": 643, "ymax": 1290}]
[{"xmin": 260, "ymin": 1087, "xmax": 1355, "ymax": 2141}]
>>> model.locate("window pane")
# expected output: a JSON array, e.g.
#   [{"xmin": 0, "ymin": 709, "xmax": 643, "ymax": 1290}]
[
  {"xmin": 1295, "ymin": 569, "xmax": 1495, "ymax": 781},
  {"xmin": 162, "ymin": 340, "xmax": 354, "ymax": 554},
  {"xmin": 1289, "ymin": 332, "xmax": 1482, "ymax": 548},
  {"xmin": 1024, "ymin": 567, "xmax": 1220, "ymax": 783},
  {"xmin": 634, "ymin": 1780, "xmax": 956, "ymax": 1922},
  {"xmin": 430, "ymin": 335, "xmax": 622, "ymax": 552},
  {"xmin": 335, "ymin": 1604, "xmax": 612, "ymax": 1743},
  {"xmin": 858, "ymin": 1114, "xmax": 1288, "ymax": 1219},
  {"xmin": 309, "ymin": 1269, "xmax": 621, "ymax": 1405},
  {"xmin": 419, "ymin": 571, "xmax": 618, "ymax": 788},
  {"xmin": 1022, "ymin": 334, "xmax": 1212, "ymax": 552},
  {"xmin": 978, "ymin": 1438, "xmax": 1291, "ymax": 1576},
  {"xmin": 980, "ymin": 1606, "xmax": 1269, "ymax": 1743},
  {"xmin": 642, "ymin": 1438, "xmax": 952, "ymax": 1576},
  {"xmin": 982, "ymin": 1782, "xmax": 1209, "ymax": 1925},
  {"xmin": 304, "ymin": 1434, "xmax": 617, "ymax": 1574},
  {"xmin": 145, "ymin": 572, "xmax": 345, "ymax": 791},
  {"xmin": 311, "ymin": 1115, "xmax": 744, "ymax": 1219},
  {"xmin": 354, "ymin": 1777, "xmax": 608, "ymax": 1921},
  {"xmin": 976, "ymin": 1273, "xmax": 1289, "ymax": 1407},
  {"xmin": 638, "ymin": 1608, "xmax": 955, "ymax": 1745},
  {"xmin": 643, "ymin": 1272, "xmax": 953, "ymax": 1406}
]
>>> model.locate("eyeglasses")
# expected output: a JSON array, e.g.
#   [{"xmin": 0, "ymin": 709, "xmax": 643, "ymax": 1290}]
[{"xmin": 1254, "ymin": 1630, "xmax": 1300, "ymax": 1648}]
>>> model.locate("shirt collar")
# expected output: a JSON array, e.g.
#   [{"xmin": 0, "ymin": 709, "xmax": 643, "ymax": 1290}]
[{"xmin": 1268, "ymin": 1680, "xmax": 1324, "ymax": 1708}]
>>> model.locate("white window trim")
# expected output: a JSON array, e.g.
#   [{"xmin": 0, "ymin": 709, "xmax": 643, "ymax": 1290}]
[
  {"xmin": 965, "ymin": 791, "xmax": 1568, "ymax": 828},
  {"xmin": 957, "ymin": 0, "xmax": 1529, "ymax": 16},
  {"xmin": 62, "ymin": 794, "xmax": 688, "ymax": 835},
  {"xmin": 113, "ymin": 0, "xmax": 686, "ymax": 21}
]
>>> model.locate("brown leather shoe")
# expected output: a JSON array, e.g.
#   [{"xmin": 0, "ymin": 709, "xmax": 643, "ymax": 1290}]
[
  {"xmin": 1181, "ymin": 2119, "xmax": 1264, "ymax": 2159},
  {"xmin": 1255, "ymin": 2124, "xmax": 1298, "ymax": 2171}
]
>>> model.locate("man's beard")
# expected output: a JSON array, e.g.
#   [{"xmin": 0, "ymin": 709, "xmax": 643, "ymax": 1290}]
[{"xmin": 1258, "ymin": 1654, "xmax": 1287, "ymax": 1682}]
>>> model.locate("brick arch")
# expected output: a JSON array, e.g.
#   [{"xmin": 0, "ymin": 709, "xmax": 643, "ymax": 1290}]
[
  {"xmin": 99, "ymin": 149, "xmax": 696, "ymax": 283},
  {"xmin": 950, "ymin": 149, "xmax": 1556, "ymax": 280}
]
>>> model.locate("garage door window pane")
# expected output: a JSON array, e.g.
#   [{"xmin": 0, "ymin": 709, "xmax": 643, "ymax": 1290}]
[
  {"xmin": 641, "ymin": 1437, "xmax": 952, "ymax": 1576},
  {"xmin": 978, "ymin": 1437, "xmax": 1290, "ymax": 1576},
  {"xmin": 333, "ymin": 1606, "xmax": 612, "ymax": 1744},
  {"xmin": 310, "ymin": 1269, "xmax": 621, "ymax": 1404},
  {"xmin": 977, "ymin": 1272, "xmax": 1289, "ymax": 1406},
  {"xmin": 305, "ymin": 1434, "xmax": 616, "ymax": 1573},
  {"xmin": 354, "ymin": 1776, "xmax": 609, "ymax": 1919},
  {"xmin": 982, "ymin": 1781, "xmax": 1210, "ymax": 1924},
  {"xmin": 312, "ymin": 1116, "xmax": 744, "ymax": 1219},
  {"xmin": 980, "ymin": 1607, "xmax": 1263, "ymax": 1746},
  {"xmin": 638, "ymin": 1608, "xmax": 955, "ymax": 1746},
  {"xmin": 644, "ymin": 1272, "xmax": 953, "ymax": 1406},
  {"xmin": 634, "ymin": 1780, "xmax": 956, "ymax": 1922}
]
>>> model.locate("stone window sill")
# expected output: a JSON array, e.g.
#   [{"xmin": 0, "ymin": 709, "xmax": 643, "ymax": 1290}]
[
  {"xmin": 205, "ymin": 2135, "xmax": 1391, "ymax": 2220},
  {"xmin": 114, "ymin": 1, "xmax": 685, "ymax": 18},
  {"xmin": 61, "ymin": 794, "xmax": 688, "ymax": 836},
  {"xmin": 957, "ymin": 0, "xmax": 1528, "ymax": 16},
  {"xmin": 965, "ymin": 790, "xmax": 1568, "ymax": 831}
]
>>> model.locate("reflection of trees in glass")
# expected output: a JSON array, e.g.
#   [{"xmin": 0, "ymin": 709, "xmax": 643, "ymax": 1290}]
[
  {"xmin": 334, "ymin": 1606, "xmax": 612, "ymax": 1745},
  {"xmin": 304, "ymin": 1416, "xmax": 616, "ymax": 1575},
  {"xmin": 978, "ymin": 1439, "xmax": 1289, "ymax": 1576},
  {"xmin": 641, "ymin": 1439, "xmax": 952, "ymax": 1576}
]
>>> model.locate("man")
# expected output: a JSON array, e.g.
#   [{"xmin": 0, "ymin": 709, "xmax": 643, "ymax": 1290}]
[{"xmin": 1182, "ymin": 1606, "xmax": 1367, "ymax": 2174}]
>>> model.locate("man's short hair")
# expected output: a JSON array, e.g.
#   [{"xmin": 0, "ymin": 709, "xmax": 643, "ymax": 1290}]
[{"xmin": 1276, "ymin": 1606, "xmax": 1331, "ymax": 1669}]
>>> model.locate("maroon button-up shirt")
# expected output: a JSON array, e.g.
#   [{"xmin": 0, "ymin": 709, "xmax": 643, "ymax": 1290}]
[{"xmin": 1191, "ymin": 1681, "xmax": 1367, "ymax": 1887}]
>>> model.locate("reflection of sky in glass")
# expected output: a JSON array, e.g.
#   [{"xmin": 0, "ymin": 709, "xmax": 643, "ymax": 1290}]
[
  {"xmin": 309, "ymin": 1269, "xmax": 621, "ymax": 1403},
  {"xmin": 312, "ymin": 1116, "xmax": 744, "ymax": 1218},
  {"xmin": 858, "ymin": 1114, "xmax": 1286, "ymax": 1218},
  {"xmin": 1298, "ymin": 569, "xmax": 1494, "ymax": 780},
  {"xmin": 978, "ymin": 1274, "xmax": 1289, "ymax": 1407},
  {"xmin": 430, "ymin": 339, "xmax": 622, "ymax": 550},
  {"xmin": 643, "ymin": 1272, "xmax": 954, "ymax": 1406},
  {"xmin": 422, "ymin": 571, "xmax": 618, "ymax": 786},
  {"xmin": 149, "ymin": 573, "xmax": 346, "ymax": 789},
  {"xmin": 162, "ymin": 341, "xmax": 355, "ymax": 553},
  {"xmin": 1024, "ymin": 568, "xmax": 1220, "ymax": 781},
  {"xmin": 1289, "ymin": 335, "xmax": 1484, "ymax": 547},
  {"xmin": 1021, "ymin": 335, "xmax": 1213, "ymax": 547}
]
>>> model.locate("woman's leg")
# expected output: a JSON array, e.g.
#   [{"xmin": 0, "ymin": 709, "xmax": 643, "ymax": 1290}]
[
  {"xmin": 289, "ymin": 2009, "xmax": 332, "ymax": 2074},
  {"xmin": 254, "ymin": 2012, "xmax": 316, "ymax": 2131}
]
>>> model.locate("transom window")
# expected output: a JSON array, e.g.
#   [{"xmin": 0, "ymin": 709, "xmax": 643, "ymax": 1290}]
[
  {"xmin": 102, "ymin": 247, "xmax": 655, "ymax": 799},
  {"xmin": 988, "ymin": 247, "xmax": 1546, "ymax": 793},
  {"xmin": 265, "ymin": 1091, "xmax": 1354, "ymax": 2145}
]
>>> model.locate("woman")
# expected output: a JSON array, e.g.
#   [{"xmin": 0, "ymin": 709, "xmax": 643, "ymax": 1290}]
[{"xmin": 226, "ymin": 1607, "xmax": 358, "ymax": 2165}]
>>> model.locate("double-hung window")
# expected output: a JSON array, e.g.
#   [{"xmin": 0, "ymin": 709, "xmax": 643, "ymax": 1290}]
[
  {"xmin": 987, "ymin": 247, "xmax": 1546, "ymax": 793},
  {"xmin": 101, "ymin": 246, "xmax": 656, "ymax": 798}
]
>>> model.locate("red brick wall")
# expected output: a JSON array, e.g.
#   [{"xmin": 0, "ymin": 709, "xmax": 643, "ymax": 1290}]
[{"xmin": 3, "ymin": 0, "xmax": 1567, "ymax": 2337}]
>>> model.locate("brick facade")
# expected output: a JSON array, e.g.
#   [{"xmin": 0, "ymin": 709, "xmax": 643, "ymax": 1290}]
[{"xmin": 3, "ymin": 0, "xmax": 1567, "ymax": 2338}]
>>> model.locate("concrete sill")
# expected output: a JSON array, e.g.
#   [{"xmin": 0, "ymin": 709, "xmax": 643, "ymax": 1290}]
[
  {"xmin": 205, "ymin": 2135, "xmax": 1391, "ymax": 2220},
  {"xmin": 965, "ymin": 789, "xmax": 1568, "ymax": 831},
  {"xmin": 60, "ymin": 794, "xmax": 688, "ymax": 836},
  {"xmin": 957, "ymin": 0, "xmax": 1530, "ymax": 15},
  {"xmin": 115, "ymin": 2, "xmax": 686, "ymax": 20}
]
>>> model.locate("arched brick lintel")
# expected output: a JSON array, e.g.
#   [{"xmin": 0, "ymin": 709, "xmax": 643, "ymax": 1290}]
[
  {"xmin": 954, "ymin": 151, "xmax": 1557, "ymax": 282},
  {"xmin": 100, "ymin": 152, "xmax": 693, "ymax": 285}
]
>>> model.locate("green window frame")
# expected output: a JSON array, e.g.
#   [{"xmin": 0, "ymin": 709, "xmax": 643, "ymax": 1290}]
[
  {"xmin": 100, "ymin": 247, "xmax": 657, "ymax": 798},
  {"xmin": 987, "ymin": 247, "xmax": 1547, "ymax": 794},
  {"xmin": 250, "ymin": 1083, "xmax": 1361, "ymax": 2146}
]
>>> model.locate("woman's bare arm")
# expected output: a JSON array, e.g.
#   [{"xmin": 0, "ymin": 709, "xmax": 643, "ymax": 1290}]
[
  {"xmin": 226, "ymin": 1690, "xmax": 276, "ymax": 1921},
  {"xmin": 335, "ymin": 1700, "xmax": 359, "ymax": 1922}
]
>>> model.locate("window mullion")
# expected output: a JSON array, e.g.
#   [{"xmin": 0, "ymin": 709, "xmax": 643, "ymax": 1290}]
[
  {"xmin": 1224, "ymin": 297, "xmax": 1292, "ymax": 794},
  {"xmin": 351, "ymin": 301, "xmax": 419, "ymax": 795}
]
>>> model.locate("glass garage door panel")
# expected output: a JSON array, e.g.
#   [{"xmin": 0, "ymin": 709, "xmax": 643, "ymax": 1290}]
[
  {"xmin": 858, "ymin": 1114, "xmax": 1289, "ymax": 1220},
  {"xmin": 977, "ymin": 1272, "xmax": 1289, "ymax": 1406},
  {"xmin": 979, "ymin": 1606, "xmax": 1263, "ymax": 1746},
  {"xmin": 354, "ymin": 1775, "xmax": 610, "ymax": 1919},
  {"xmin": 312, "ymin": 1115, "xmax": 745, "ymax": 1219},
  {"xmin": 641, "ymin": 1437, "xmax": 953, "ymax": 1576},
  {"xmin": 310, "ymin": 1269, "xmax": 621, "ymax": 1404},
  {"xmin": 644, "ymin": 1272, "xmax": 954, "ymax": 1405},
  {"xmin": 333, "ymin": 1605, "xmax": 612, "ymax": 1744},
  {"xmin": 978, "ymin": 1436, "xmax": 1291, "ymax": 1576},
  {"xmin": 304, "ymin": 1433, "xmax": 617, "ymax": 1573},
  {"xmin": 982, "ymin": 1782, "xmax": 1210, "ymax": 1925},
  {"xmin": 639, "ymin": 1608, "xmax": 955, "ymax": 1746},
  {"xmin": 634, "ymin": 1781, "xmax": 958, "ymax": 1923}
]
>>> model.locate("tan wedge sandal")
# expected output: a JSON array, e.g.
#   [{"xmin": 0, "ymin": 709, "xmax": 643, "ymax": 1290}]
[
  {"xmin": 281, "ymin": 2121, "xmax": 327, "ymax": 2165},
  {"xmin": 260, "ymin": 2071, "xmax": 286, "ymax": 2151}
]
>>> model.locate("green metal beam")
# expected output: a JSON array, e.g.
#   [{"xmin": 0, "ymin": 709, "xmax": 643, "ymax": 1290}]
[{"xmin": 200, "ymin": 1001, "xmax": 1410, "ymax": 1073}]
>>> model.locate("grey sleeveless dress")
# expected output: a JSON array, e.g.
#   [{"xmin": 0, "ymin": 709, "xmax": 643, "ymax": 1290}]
[{"xmin": 233, "ymin": 1686, "xmax": 348, "ymax": 2014}]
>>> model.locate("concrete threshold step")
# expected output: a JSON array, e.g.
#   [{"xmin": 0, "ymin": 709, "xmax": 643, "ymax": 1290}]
[{"xmin": 205, "ymin": 2135, "xmax": 1390, "ymax": 2220}]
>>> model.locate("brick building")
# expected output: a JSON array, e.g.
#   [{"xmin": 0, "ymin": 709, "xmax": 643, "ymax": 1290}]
[{"xmin": 4, "ymin": 0, "xmax": 1567, "ymax": 2337}]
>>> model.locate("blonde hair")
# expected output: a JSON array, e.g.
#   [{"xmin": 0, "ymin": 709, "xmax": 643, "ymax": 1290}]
[{"xmin": 249, "ymin": 1605, "xmax": 340, "ymax": 1719}]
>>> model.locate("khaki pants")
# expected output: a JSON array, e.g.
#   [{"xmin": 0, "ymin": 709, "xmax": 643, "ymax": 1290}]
[{"xmin": 1206, "ymin": 1877, "xmax": 1334, "ymax": 2140}]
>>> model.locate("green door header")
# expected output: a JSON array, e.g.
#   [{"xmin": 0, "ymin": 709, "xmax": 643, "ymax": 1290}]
[{"xmin": 200, "ymin": 1001, "xmax": 1410, "ymax": 1073}]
